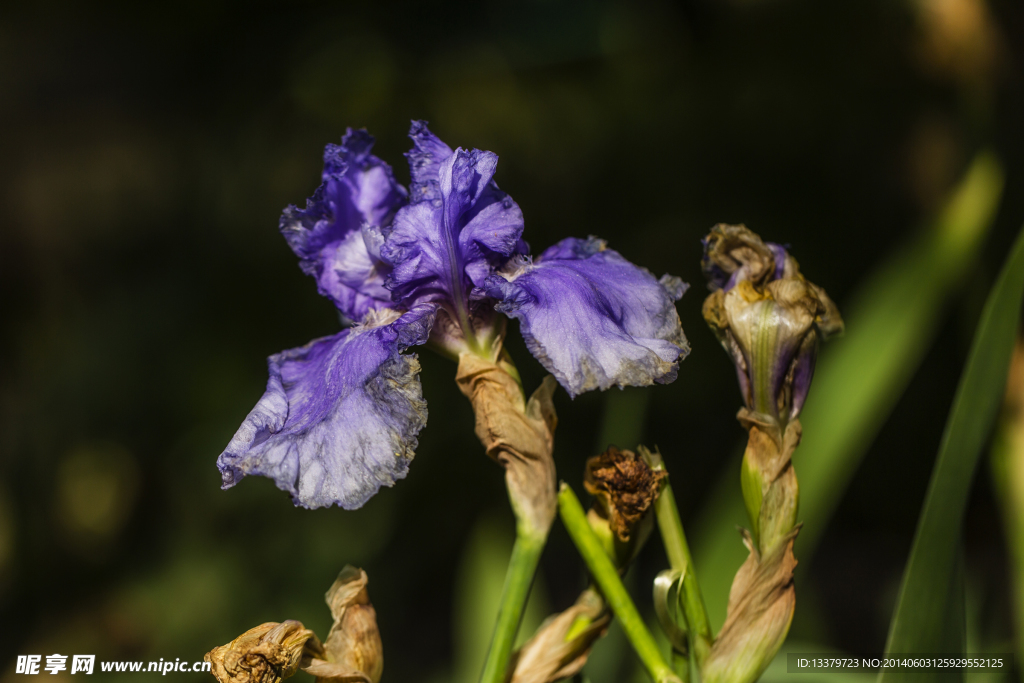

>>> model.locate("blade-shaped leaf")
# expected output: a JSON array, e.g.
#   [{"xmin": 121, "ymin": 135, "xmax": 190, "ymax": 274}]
[
  {"xmin": 692, "ymin": 154, "xmax": 1004, "ymax": 630},
  {"xmin": 880, "ymin": 224, "xmax": 1024, "ymax": 682},
  {"xmin": 989, "ymin": 339, "xmax": 1024, "ymax": 670}
]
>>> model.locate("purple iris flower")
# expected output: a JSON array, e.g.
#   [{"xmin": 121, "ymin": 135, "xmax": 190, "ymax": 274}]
[{"xmin": 217, "ymin": 122, "xmax": 690, "ymax": 509}]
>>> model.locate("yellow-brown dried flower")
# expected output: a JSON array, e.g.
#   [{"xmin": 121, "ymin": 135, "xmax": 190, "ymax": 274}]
[
  {"xmin": 205, "ymin": 567, "xmax": 382, "ymax": 683},
  {"xmin": 205, "ymin": 621, "xmax": 322, "ymax": 683}
]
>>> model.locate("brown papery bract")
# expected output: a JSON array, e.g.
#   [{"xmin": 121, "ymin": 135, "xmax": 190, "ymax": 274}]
[
  {"xmin": 508, "ymin": 588, "xmax": 611, "ymax": 683},
  {"xmin": 305, "ymin": 567, "xmax": 384, "ymax": 683},
  {"xmin": 456, "ymin": 352, "xmax": 558, "ymax": 536},
  {"xmin": 703, "ymin": 530, "xmax": 799, "ymax": 683}
]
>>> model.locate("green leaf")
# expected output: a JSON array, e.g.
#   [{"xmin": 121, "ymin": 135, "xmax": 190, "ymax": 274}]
[
  {"xmin": 989, "ymin": 349, "xmax": 1024, "ymax": 667},
  {"xmin": 691, "ymin": 153, "xmax": 1005, "ymax": 631},
  {"xmin": 880, "ymin": 224, "xmax": 1024, "ymax": 682}
]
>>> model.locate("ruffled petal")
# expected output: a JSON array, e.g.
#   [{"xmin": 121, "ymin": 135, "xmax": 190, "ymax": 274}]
[
  {"xmin": 485, "ymin": 237, "xmax": 690, "ymax": 397},
  {"xmin": 404, "ymin": 120, "xmax": 454, "ymax": 204},
  {"xmin": 383, "ymin": 131, "xmax": 524, "ymax": 308},
  {"xmin": 280, "ymin": 129, "xmax": 407, "ymax": 320},
  {"xmin": 216, "ymin": 304, "xmax": 437, "ymax": 509}
]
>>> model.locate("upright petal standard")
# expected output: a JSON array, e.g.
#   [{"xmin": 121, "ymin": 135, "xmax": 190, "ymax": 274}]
[{"xmin": 279, "ymin": 129, "xmax": 407, "ymax": 321}]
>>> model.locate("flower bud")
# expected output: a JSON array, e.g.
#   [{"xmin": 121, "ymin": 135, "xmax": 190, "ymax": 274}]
[
  {"xmin": 584, "ymin": 446, "xmax": 665, "ymax": 567},
  {"xmin": 702, "ymin": 224, "xmax": 843, "ymax": 425},
  {"xmin": 206, "ymin": 621, "xmax": 322, "ymax": 683},
  {"xmin": 456, "ymin": 352, "xmax": 558, "ymax": 537},
  {"xmin": 508, "ymin": 588, "xmax": 611, "ymax": 683}
]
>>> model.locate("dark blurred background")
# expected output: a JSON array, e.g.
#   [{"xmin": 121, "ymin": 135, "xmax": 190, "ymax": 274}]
[{"xmin": 2, "ymin": 0, "xmax": 1023, "ymax": 681}]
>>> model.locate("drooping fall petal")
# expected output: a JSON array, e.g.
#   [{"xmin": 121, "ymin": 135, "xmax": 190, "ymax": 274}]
[
  {"xmin": 217, "ymin": 305, "xmax": 436, "ymax": 509},
  {"xmin": 486, "ymin": 237, "xmax": 689, "ymax": 397}
]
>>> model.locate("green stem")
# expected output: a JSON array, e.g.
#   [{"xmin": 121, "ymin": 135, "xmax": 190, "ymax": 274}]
[
  {"xmin": 642, "ymin": 448, "xmax": 713, "ymax": 669},
  {"xmin": 671, "ymin": 651, "xmax": 691, "ymax": 683},
  {"xmin": 479, "ymin": 526, "xmax": 547, "ymax": 683},
  {"xmin": 654, "ymin": 480, "xmax": 713, "ymax": 666},
  {"xmin": 558, "ymin": 484, "xmax": 683, "ymax": 683}
]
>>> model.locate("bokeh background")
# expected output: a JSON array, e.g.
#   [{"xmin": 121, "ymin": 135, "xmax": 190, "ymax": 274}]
[{"xmin": 2, "ymin": 0, "xmax": 1024, "ymax": 681}]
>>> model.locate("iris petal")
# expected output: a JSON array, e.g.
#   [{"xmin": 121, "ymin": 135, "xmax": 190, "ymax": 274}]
[
  {"xmin": 216, "ymin": 304, "xmax": 437, "ymax": 509},
  {"xmin": 485, "ymin": 237, "xmax": 690, "ymax": 397},
  {"xmin": 383, "ymin": 126, "xmax": 524, "ymax": 308},
  {"xmin": 280, "ymin": 129, "xmax": 407, "ymax": 321},
  {"xmin": 405, "ymin": 120, "xmax": 454, "ymax": 204}
]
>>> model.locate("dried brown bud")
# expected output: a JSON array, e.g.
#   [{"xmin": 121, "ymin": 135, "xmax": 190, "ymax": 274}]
[
  {"xmin": 703, "ymin": 529, "xmax": 799, "ymax": 683},
  {"xmin": 584, "ymin": 446, "xmax": 665, "ymax": 543},
  {"xmin": 457, "ymin": 352, "xmax": 558, "ymax": 536},
  {"xmin": 508, "ymin": 588, "xmax": 611, "ymax": 683},
  {"xmin": 205, "ymin": 621, "xmax": 322, "ymax": 683}
]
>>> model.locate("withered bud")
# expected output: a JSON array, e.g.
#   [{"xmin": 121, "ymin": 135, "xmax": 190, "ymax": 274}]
[
  {"xmin": 302, "ymin": 566, "xmax": 384, "ymax": 683},
  {"xmin": 703, "ymin": 529, "xmax": 799, "ymax": 683},
  {"xmin": 206, "ymin": 621, "xmax": 322, "ymax": 683},
  {"xmin": 702, "ymin": 224, "xmax": 842, "ymax": 425},
  {"xmin": 585, "ymin": 446, "xmax": 665, "ymax": 544},
  {"xmin": 457, "ymin": 352, "xmax": 558, "ymax": 536},
  {"xmin": 508, "ymin": 588, "xmax": 611, "ymax": 683}
]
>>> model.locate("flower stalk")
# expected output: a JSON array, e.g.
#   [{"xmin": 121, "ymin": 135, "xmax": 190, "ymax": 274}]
[
  {"xmin": 506, "ymin": 447, "xmax": 663, "ymax": 683},
  {"xmin": 457, "ymin": 349, "xmax": 559, "ymax": 683},
  {"xmin": 558, "ymin": 483, "xmax": 682, "ymax": 683},
  {"xmin": 480, "ymin": 528, "xmax": 548, "ymax": 683}
]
